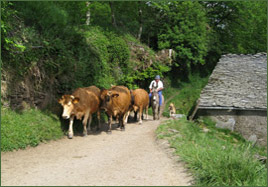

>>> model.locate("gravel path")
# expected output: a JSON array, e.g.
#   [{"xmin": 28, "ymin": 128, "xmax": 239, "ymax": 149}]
[{"xmin": 1, "ymin": 116, "xmax": 192, "ymax": 186}]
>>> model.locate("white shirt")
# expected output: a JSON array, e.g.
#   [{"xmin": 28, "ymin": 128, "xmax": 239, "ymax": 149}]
[{"xmin": 149, "ymin": 80, "xmax": 164, "ymax": 90}]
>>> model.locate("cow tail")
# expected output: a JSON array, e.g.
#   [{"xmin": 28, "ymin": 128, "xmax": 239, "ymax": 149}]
[{"xmin": 130, "ymin": 90, "xmax": 135, "ymax": 105}]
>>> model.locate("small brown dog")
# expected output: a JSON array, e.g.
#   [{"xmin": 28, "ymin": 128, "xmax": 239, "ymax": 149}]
[{"xmin": 168, "ymin": 103, "xmax": 176, "ymax": 117}]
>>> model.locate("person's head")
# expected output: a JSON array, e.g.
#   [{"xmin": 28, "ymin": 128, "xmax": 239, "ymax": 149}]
[{"xmin": 155, "ymin": 75, "xmax": 160, "ymax": 82}]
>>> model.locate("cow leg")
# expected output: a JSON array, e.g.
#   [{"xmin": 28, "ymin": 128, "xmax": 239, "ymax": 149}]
[
  {"xmin": 117, "ymin": 115, "xmax": 121, "ymax": 128},
  {"xmin": 68, "ymin": 116, "xmax": 74, "ymax": 139},
  {"xmin": 96, "ymin": 110, "xmax": 101, "ymax": 131},
  {"xmin": 120, "ymin": 115, "xmax": 125, "ymax": 131},
  {"xmin": 82, "ymin": 112, "xmax": 90, "ymax": 136},
  {"xmin": 87, "ymin": 115, "xmax": 93, "ymax": 134},
  {"xmin": 138, "ymin": 107, "xmax": 143, "ymax": 124},
  {"xmin": 134, "ymin": 111, "xmax": 138, "ymax": 121},
  {"xmin": 124, "ymin": 111, "xmax": 130, "ymax": 124},
  {"xmin": 107, "ymin": 115, "xmax": 112, "ymax": 134}
]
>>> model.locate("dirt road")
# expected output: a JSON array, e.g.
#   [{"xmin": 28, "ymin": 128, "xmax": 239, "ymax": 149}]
[{"xmin": 1, "ymin": 116, "xmax": 192, "ymax": 186}]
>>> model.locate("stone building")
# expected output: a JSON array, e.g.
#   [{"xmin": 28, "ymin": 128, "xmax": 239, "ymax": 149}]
[{"xmin": 192, "ymin": 53, "xmax": 267, "ymax": 147}]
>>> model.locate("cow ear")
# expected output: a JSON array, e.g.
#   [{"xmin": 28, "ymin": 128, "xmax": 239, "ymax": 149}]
[
  {"xmin": 100, "ymin": 89, "xmax": 107, "ymax": 99},
  {"xmin": 58, "ymin": 98, "xmax": 63, "ymax": 104},
  {"xmin": 112, "ymin": 93, "xmax": 119, "ymax": 98},
  {"xmin": 58, "ymin": 96, "xmax": 64, "ymax": 104},
  {"xmin": 72, "ymin": 97, "xmax": 80, "ymax": 104}
]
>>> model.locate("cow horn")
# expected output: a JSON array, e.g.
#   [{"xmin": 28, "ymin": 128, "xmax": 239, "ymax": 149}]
[{"xmin": 70, "ymin": 95, "xmax": 75, "ymax": 99}]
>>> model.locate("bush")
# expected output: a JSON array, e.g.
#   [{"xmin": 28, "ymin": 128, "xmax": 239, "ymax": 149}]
[
  {"xmin": 162, "ymin": 73, "xmax": 209, "ymax": 117},
  {"xmin": 1, "ymin": 107, "xmax": 64, "ymax": 151}
]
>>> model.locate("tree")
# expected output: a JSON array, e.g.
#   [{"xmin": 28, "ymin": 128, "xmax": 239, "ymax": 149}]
[
  {"xmin": 137, "ymin": 1, "xmax": 143, "ymax": 41},
  {"xmin": 152, "ymin": 2, "xmax": 209, "ymax": 72},
  {"xmin": 203, "ymin": 1, "xmax": 267, "ymax": 54},
  {"xmin": 109, "ymin": 2, "xmax": 117, "ymax": 27},
  {"xmin": 86, "ymin": 2, "xmax": 90, "ymax": 25}
]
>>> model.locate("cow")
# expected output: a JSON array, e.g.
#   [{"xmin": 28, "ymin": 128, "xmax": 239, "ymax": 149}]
[
  {"xmin": 58, "ymin": 86, "xmax": 101, "ymax": 139},
  {"xmin": 128, "ymin": 88, "xmax": 149, "ymax": 124},
  {"xmin": 100, "ymin": 85, "xmax": 131, "ymax": 133}
]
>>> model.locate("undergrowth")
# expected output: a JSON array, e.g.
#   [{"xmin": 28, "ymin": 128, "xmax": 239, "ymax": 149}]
[
  {"xmin": 1, "ymin": 107, "xmax": 64, "ymax": 151},
  {"xmin": 162, "ymin": 73, "xmax": 209, "ymax": 117},
  {"xmin": 156, "ymin": 117, "xmax": 267, "ymax": 186}
]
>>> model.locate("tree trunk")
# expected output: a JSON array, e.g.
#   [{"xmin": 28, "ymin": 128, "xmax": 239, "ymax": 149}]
[
  {"xmin": 109, "ymin": 2, "xmax": 117, "ymax": 27},
  {"xmin": 86, "ymin": 2, "xmax": 90, "ymax": 25},
  {"xmin": 137, "ymin": 2, "xmax": 143, "ymax": 41}
]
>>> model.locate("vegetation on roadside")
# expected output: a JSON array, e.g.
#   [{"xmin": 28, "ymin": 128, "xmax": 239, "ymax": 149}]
[
  {"xmin": 1, "ymin": 107, "xmax": 64, "ymax": 152},
  {"xmin": 162, "ymin": 73, "xmax": 209, "ymax": 117},
  {"xmin": 156, "ymin": 117, "xmax": 267, "ymax": 186}
]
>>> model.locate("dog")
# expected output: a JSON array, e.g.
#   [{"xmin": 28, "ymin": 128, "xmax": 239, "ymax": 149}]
[{"xmin": 168, "ymin": 103, "xmax": 176, "ymax": 117}]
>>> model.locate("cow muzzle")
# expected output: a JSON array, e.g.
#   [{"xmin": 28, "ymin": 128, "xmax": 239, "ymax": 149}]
[{"xmin": 62, "ymin": 115, "xmax": 70, "ymax": 120}]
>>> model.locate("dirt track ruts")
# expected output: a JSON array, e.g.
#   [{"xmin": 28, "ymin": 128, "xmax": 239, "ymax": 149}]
[{"xmin": 1, "ymin": 116, "xmax": 192, "ymax": 186}]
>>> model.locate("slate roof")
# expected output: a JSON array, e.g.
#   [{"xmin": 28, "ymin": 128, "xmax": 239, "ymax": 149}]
[{"xmin": 198, "ymin": 53, "xmax": 267, "ymax": 110}]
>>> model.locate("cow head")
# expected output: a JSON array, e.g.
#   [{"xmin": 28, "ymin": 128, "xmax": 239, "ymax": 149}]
[
  {"xmin": 100, "ymin": 89, "xmax": 119, "ymax": 111},
  {"xmin": 58, "ymin": 95, "xmax": 80, "ymax": 119}
]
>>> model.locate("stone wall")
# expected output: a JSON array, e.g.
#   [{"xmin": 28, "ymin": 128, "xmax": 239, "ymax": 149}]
[
  {"xmin": 1, "ymin": 65, "xmax": 60, "ymax": 112},
  {"xmin": 197, "ymin": 109, "xmax": 267, "ymax": 147}
]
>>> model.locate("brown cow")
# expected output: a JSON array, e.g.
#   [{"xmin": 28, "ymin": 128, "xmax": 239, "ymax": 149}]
[
  {"xmin": 129, "ymin": 88, "xmax": 149, "ymax": 124},
  {"xmin": 58, "ymin": 86, "xmax": 101, "ymax": 139},
  {"xmin": 100, "ymin": 85, "xmax": 131, "ymax": 133}
]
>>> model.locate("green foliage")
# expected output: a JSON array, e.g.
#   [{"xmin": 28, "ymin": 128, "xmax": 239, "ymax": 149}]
[
  {"xmin": 1, "ymin": 107, "xmax": 64, "ymax": 151},
  {"xmin": 153, "ymin": 2, "xmax": 209, "ymax": 67},
  {"xmin": 90, "ymin": 2, "xmax": 112, "ymax": 29},
  {"xmin": 162, "ymin": 73, "xmax": 209, "ymax": 117},
  {"xmin": 2, "ymin": 1, "xmax": 266, "ymax": 91},
  {"xmin": 2, "ymin": 2, "xmax": 171, "ymax": 92},
  {"xmin": 156, "ymin": 118, "xmax": 267, "ymax": 186},
  {"xmin": 204, "ymin": 1, "xmax": 267, "ymax": 54}
]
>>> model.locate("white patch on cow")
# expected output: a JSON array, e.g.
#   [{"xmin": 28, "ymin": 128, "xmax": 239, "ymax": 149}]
[
  {"xmin": 113, "ymin": 110, "xmax": 119, "ymax": 117},
  {"xmin": 124, "ymin": 111, "xmax": 130, "ymax": 123},
  {"xmin": 153, "ymin": 96, "xmax": 156, "ymax": 100},
  {"xmin": 62, "ymin": 103, "xmax": 74, "ymax": 119},
  {"xmin": 68, "ymin": 117, "xmax": 74, "ymax": 139}
]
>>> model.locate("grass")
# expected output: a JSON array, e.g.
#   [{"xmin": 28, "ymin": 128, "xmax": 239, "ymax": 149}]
[
  {"xmin": 156, "ymin": 117, "xmax": 267, "ymax": 186},
  {"xmin": 162, "ymin": 73, "xmax": 209, "ymax": 117},
  {"xmin": 1, "ymin": 107, "xmax": 64, "ymax": 152}
]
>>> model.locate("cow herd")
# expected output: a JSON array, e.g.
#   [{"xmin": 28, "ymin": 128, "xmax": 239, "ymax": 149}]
[{"xmin": 58, "ymin": 85, "xmax": 158, "ymax": 139}]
